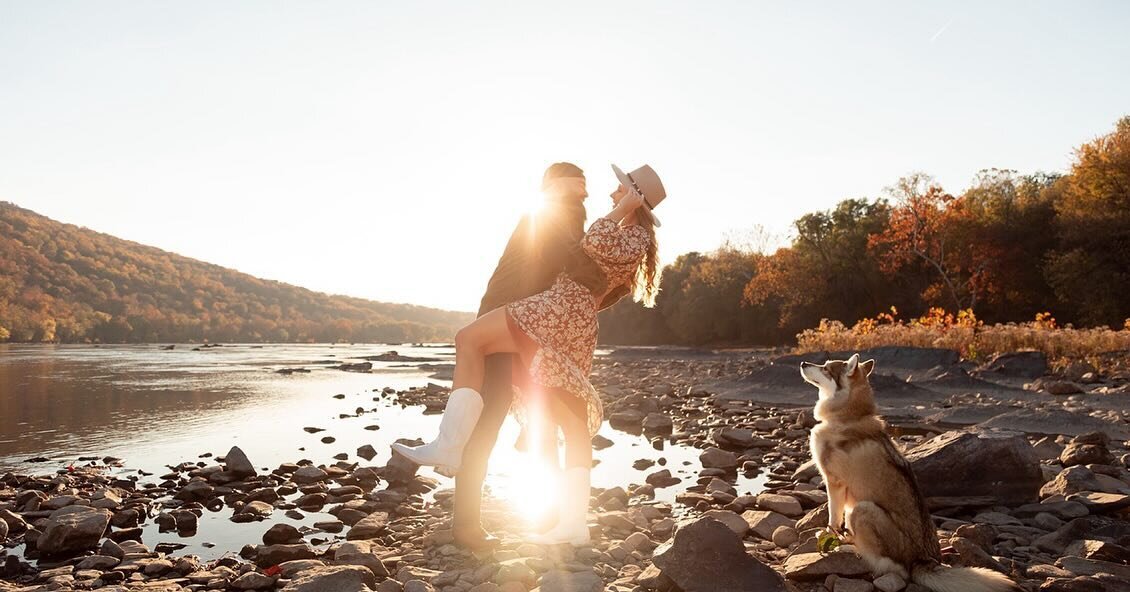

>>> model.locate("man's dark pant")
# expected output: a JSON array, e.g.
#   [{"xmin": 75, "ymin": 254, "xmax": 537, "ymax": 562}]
[{"xmin": 453, "ymin": 353, "xmax": 513, "ymax": 528}]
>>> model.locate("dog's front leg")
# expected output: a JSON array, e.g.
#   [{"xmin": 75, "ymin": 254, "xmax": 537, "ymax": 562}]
[{"xmin": 826, "ymin": 479, "xmax": 847, "ymax": 534}]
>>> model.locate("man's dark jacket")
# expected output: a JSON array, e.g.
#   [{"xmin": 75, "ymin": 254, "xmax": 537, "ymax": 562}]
[{"xmin": 478, "ymin": 197, "xmax": 607, "ymax": 316}]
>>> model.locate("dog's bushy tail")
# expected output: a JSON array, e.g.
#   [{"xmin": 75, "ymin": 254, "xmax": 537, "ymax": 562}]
[{"xmin": 911, "ymin": 563, "xmax": 1018, "ymax": 592}]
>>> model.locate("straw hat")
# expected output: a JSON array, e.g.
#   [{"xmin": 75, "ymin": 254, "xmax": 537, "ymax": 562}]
[{"xmin": 611, "ymin": 164, "xmax": 666, "ymax": 227}]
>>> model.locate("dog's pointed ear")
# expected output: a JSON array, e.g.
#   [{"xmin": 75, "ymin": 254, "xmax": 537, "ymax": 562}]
[
  {"xmin": 860, "ymin": 359, "xmax": 875, "ymax": 376},
  {"xmin": 845, "ymin": 353, "xmax": 859, "ymax": 375}
]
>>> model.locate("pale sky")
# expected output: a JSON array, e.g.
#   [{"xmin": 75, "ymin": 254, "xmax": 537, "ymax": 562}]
[{"xmin": 2, "ymin": 1, "xmax": 1128, "ymax": 312}]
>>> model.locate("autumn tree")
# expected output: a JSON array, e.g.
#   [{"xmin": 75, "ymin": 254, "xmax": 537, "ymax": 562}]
[
  {"xmin": 745, "ymin": 198, "xmax": 893, "ymax": 333},
  {"xmin": 1045, "ymin": 116, "xmax": 1130, "ymax": 326},
  {"xmin": 868, "ymin": 174, "xmax": 989, "ymax": 311},
  {"xmin": 955, "ymin": 169, "xmax": 1059, "ymax": 321}
]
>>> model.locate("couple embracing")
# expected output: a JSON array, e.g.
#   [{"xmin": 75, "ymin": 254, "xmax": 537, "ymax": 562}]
[{"xmin": 392, "ymin": 162, "xmax": 667, "ymax": 549}]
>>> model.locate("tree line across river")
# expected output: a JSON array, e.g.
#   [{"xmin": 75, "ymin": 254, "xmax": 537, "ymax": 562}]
[{"xmin": 2, "ymin": 116, "xmax": 1128, "ymax": 346}]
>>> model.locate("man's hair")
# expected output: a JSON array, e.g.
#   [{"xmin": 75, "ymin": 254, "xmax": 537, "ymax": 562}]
[{"xmin": 542, "ymin": 162, "xmax": 584, "ymax": 190}]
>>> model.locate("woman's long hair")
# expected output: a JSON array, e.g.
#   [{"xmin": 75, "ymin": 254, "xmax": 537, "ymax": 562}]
[{"xmin": 632, "ymin": 215, "xmax": 660, "ymax": 307}]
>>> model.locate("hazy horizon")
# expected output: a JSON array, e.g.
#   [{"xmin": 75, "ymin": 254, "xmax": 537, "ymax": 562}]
[{"xmin": 3, "ymin": 1, "xmax": 1129, "ymax": 311}]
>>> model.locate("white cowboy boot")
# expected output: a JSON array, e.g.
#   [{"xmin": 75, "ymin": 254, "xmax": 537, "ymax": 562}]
[
  {"xmin": 530, "ymin": 467, "xmax": 591, "ymax": 545},
  {"xmin": 391, "ymin": 387, "xmax": 483, "ymax": 474}
]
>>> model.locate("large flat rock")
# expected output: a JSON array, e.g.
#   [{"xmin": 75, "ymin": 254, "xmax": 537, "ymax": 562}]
[
  {"xmin": 979, "ymin": 408, "xmax": 1130, "ymax": 439},
  {"xmin": 906, "ymin": 430, "xmax": 1042, "ymax": 506}
]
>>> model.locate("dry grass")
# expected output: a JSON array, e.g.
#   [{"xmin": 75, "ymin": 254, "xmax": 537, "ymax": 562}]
[{"xmin": 796, "ymin": 307, "xmax": 1130, "ymax": 365}]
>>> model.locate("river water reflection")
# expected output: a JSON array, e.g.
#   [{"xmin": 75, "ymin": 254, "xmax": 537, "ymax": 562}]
[{"xmin": 0, "ymin": 344, "xmax": 766, "ymax": 559}]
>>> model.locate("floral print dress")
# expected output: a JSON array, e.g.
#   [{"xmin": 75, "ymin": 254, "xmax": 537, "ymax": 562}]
[{"xmin": 505, "ymin": 217, "xmax": 651, "ymax": 435}]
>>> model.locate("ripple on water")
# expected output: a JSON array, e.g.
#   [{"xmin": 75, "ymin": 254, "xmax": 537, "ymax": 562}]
[{"xmin": 0, "ymin": 343, "xmax": 768, "ymax": 560}]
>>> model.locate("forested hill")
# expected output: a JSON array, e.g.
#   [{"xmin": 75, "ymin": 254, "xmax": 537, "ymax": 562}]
[{"xmin": 0, "ymin": 202, "xmax": 473, "ymax": 343}]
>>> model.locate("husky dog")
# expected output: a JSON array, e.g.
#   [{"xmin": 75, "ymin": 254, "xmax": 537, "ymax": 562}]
[{"xmin": 800, "ymin": 354, "xmax": 1017, "ymax": 592}]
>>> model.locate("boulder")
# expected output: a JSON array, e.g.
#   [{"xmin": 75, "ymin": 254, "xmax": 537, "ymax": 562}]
[
  {"xmin": 978, "ymin": 351, "xmax": 1047, "ymax": 378},
  {"xmin": 1056, "ymin": 556, "xmax": 1130, "ymax": 581},
  {"xmin": 1036, "ymin": 518, "xmax": 1093, "ymax": 555},
  {"xmin": 280, "ymin": 565, "xmax": 377, "ymax": 591},
  {"xmin": 225, "ymin": 446, "xmax": 257, "ymax": 478},
  {"xmin": 652, "ymin": 516, "xmax": 786, "ymax": 592},
  {"xmin": 980, "ymin": 408, "xmax": 1130, "ymax": 440},
  {"xmin": 37, "ymin": 505, "xmax": 112, "ymax": 555},
  {"xmin": 906, "ymin": 430, "xmax": 1041, "ymax": 505},
  {"xmin": 1066, "ymin": 539, "xmax": 1130, "ymax": 564}
]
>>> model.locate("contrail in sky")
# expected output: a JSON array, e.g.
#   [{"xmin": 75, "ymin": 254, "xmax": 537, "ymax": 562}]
[{"xmin": 930, "ymin": 17, "xmax": 956, "ymax": 43}]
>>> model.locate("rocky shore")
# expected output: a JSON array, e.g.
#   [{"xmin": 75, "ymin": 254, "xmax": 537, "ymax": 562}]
[{"xmin": 2, "ymin": 346, "xmax": 1130, "ymax": 592}]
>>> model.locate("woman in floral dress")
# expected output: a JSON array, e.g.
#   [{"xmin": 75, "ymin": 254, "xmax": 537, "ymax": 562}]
[{"xmin": 394, "ymin": 164, "xmax": 666, "ymax": 545}]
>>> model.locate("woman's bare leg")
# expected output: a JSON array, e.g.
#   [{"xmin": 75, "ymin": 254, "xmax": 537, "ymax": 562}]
[{"xmin": 453, "ymin": 307, "xmax": 520, "ymax": 391}]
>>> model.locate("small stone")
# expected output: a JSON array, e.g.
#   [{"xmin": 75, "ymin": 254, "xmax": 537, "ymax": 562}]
[
  {"xmin": 231, "ymin": 572, "xmax": 276, "ymax": 590},
  {"xmin": 700, "ymin": 447, "xmax": 738, "ymax": 469},
  {"xmin": 645, "ymin": 468, "xmax": 681, "ymax": 488},
  {"xmin": 757, "ymin": 493, "xmax": 804, "ymax": 517},
  {"xmin": 357, "ymin": 444, "xmax": 378, "ymax": 461},
  {"xmin": 403, "ymin": 580, "xmax": 435, "ymax": 592},
  {"xmin": 772, "ymin": 526, "xmax": 799, "ymax": 548},
  {"xmin": 257, "ymin": 543, "xmax": 317, "ymax": 568},
  {"xmin": 280, "ymin": 565, "xmax": 377, "ymax": 591},
  {"xmin": 538, "ymin": 570, "xmax": 603, "ymax": 592},
  {"xmin": 346, "ymin": 511, "xmax": 390, "ymax": 540},
  {"xmin": 75, "ymin": 555, "xmax": 120, "ymax": 570},
  {"xmin": 873, "ymin": 573, "xmax": 906, "ymax": 592},
  {"xmin": 239, "ymin": 500, "xmax": 274, "ymax": 518},
  {"xmin": 225, "ymin": 446, "xmax": 257, "ymax": 477},
  {"xmin": 1060, "ymin": 442, "xmax": 1114, "ymax": 467},
  {"xmin": 292, "ymin": 465, "xmax": 329, "ymax": 484},
  {"xmin": 642, "ymin": 412, "xmax": 673, "ymax": 433},
  {"xmin": 335, "ymin": 540, "xmax": 390, "ymax": 578},
  {"xmin": 834, "ymin": 578, "xmax": 875, "ymax": 592},
  {"xmin": 701, "ymin": 510, "xmax": 748, "ymax": 536},
  {"xmin": 742, "ymin": 510, "xmax": 795, "ymax": 540},
  {"xmin": 264, "ymin": 523, "xmax": 303, "ymax": 545},
  {"xmin": 379, "ymin": 580, "xmax": 406, "ymax": 592},
  {"xmin": 783, "ymin": 552, "xmax": 870, "ymax": 581}
]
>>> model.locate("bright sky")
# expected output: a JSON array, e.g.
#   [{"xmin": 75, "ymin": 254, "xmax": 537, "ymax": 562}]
[{"xmin": 2, "ymin": 1, "xmax": 1128, "ymax": 312}]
